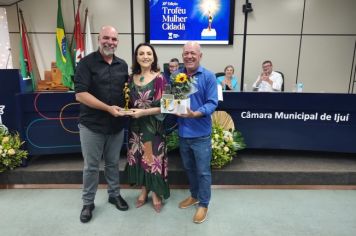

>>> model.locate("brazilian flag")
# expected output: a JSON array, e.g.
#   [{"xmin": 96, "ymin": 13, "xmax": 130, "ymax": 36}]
[{"xmin": 56, "ymin": 0, "xmax": 74, "ymax": 89}]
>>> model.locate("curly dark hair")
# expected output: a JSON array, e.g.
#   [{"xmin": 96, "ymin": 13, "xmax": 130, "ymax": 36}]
[{"xmin": 131, "ymin": 43, "xmax": 160, "ymax": 75}]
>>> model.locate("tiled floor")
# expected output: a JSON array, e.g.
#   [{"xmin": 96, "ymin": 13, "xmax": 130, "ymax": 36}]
[{"xmin": 1, "ymin": 188, "xmax": 356, "ymax": 236}]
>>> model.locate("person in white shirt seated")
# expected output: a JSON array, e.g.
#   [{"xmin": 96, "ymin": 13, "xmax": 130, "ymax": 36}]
[
  {"xmin": 252, "ymin": 60, "xmax": 283, "ymax": 92},
  {"xmin": 216, "ymin": 65, "xmax": 239, "ymax": 91}
]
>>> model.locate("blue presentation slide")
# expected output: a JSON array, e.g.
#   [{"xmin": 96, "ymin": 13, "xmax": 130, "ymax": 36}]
[{"xmin": 148, "ymin": 0, "xmax": 233, "ymax": 44}]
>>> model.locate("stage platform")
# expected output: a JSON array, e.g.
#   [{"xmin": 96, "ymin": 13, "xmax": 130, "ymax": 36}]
[{"xmin": 1, "ymin": 149, "xmax": 356, "ymax": 186}]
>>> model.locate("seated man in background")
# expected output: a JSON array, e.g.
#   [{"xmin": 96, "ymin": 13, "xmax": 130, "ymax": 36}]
[
  {"xmin": 252, "ymin": 60, "xmax": 283, "ymax": 92},
  {"xmin": 164, "ymin": 58, "xmax": 180, "ymax": 83},
  {"xmin": 169, "ymin": 58, "xmax": 180, "ymax": 74},
  {"xmin": 216, "ymin": 65, "xmax": 239, "ymax": 91}
]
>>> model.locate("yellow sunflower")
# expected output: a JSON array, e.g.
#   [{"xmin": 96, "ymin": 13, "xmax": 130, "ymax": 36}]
[{"xmin": 175, "ymin": 73, "xmax": 188, "ymax": 83}]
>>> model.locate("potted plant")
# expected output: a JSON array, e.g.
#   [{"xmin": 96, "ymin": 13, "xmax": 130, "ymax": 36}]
[
  {"xmin": 211, "ymin": 123, "xmax": 245, "ymax": 169},
  {"xmin": 210, "ymin": 111, "xmax": 246, "ymax": 168},
  {"xmin": 165, "ymin": 111, "xmax": 246, "ymax": 168},
  {"xmin": 0, "ymin": 127, "xmax": 28, "ymax": 172}
]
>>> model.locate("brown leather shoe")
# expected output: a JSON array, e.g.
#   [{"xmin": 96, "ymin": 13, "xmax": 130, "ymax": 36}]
[
  {"xmin": 178, "ymin": 197, "xmax": 199, "ymax": 209},
  {"xmin": 193, "ymin": 207, "xmax": 208, "ymax": 224}
]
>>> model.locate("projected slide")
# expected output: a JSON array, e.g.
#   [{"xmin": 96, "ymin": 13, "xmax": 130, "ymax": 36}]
[{"xmin": 146, "ymin": 0, "xmax": 235, "ymax": 45}]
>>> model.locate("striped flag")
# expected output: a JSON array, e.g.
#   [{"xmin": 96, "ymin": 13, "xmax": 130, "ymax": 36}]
[
  {"xmin": 19, "ymin": 13, "xmax": 36, "ymax": 91},
  {"xmin": 73, "ymin": 5, "xmax": 84, "ymax": 66},
  {"xmin": 56, "ymin": 0, "xmax": 74, "ymax": 89},
  {"xmin": 84, "ymin": 11, "xmax": 94, "ymax": 56}
]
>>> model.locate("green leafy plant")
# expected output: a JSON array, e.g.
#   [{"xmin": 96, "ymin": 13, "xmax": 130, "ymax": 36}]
[
  {"xmin": 166, "ymin": 130, "xmax": 179, "ymax": 152},
  {"xmin": 166, "ymin": 124, "xmax": 246, "ymax": 169},
  {"xmin": 0, "ymin": 127, "xmax": 28, "ymax": 172},
  {"xmin": 211, "ymin": 123, "xmax": 246, "ymax": 168}
]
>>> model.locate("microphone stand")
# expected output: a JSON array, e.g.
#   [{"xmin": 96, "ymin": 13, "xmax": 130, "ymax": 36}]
[{"xmin": 240, "ymin": 0, "xmax": 253, "ymax": 91}]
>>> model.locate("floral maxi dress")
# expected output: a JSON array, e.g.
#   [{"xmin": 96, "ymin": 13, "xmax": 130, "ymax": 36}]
[{"xmin": 126, "ymin": 75, "xmax": 170, "ymax": 199}]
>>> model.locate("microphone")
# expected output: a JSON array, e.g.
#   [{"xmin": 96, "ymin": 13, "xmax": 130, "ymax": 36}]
[{"xmin": 5, "ymin": 47, "xmax": 11, "ymax": 69}]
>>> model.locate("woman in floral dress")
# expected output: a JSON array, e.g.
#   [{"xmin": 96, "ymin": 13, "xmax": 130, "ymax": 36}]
[{"xmin": 126, "ymin": 43, "xmax": 169, "ymax": 213}]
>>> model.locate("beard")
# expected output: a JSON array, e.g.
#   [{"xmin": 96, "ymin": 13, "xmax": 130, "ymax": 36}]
[{"xmin": 100, "ymin": 44, "xmax": 116, "ymax": 56}]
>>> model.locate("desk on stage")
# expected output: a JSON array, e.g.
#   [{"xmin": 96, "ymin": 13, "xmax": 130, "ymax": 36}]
[
  {"xmin": 14, "ymin": 92, "xmax": 356, "ymax": 155},
  {"xmin": 16, "ymin": 92, "xmax": 80, "ymax": 155},
  {"xmin": 219, "ymin": 92, "xmax": 356, "ymax": 153},
  {"xmin": 0, "ymin": 69, "xmax": 29, "ymax": 132}
]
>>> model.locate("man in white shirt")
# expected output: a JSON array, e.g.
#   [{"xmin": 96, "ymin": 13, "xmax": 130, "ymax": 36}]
[{"xmin": 252, "ymin": 60, "xmax": 283, "ymax": 92}]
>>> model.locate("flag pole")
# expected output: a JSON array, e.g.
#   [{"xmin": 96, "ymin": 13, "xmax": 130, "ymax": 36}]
[
  {"xmin": 83, "ymin": 7, "xmax": 88, "ymax": 35},
  {"xmin": 19, "ymin": 8, "xmax": 40, "ymax": 90}
]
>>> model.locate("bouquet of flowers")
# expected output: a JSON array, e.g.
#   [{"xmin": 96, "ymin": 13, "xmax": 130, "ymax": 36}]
[
  {"xmin": 161, "ymin": 72, "xmax": 197, "ymax": 114},
  {"xmin": 211, "ymin": 123, "xmax": 246, "ymax": 169},
  {"xmin": 170, "ymin": 73, "xmax": 196, "ymax": 99},
  {"xmin": 0, "ymin": 127, "xmax": 28, "ymax": 172}
]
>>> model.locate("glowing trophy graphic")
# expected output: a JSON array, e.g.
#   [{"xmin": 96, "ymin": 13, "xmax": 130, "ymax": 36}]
[{"xmin": 200, "ymin": 0, "xmax": 219, "ymax": 40}]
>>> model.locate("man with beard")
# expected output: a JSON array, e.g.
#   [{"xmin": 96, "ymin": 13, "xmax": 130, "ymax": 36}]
[{"xmin": 74, "ymin": 25, "xmax": 129, "ymax": 223}]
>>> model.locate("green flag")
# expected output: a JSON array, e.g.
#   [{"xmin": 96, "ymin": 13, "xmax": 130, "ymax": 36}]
[{"xmin": 56, "ymin": 0, "xmax": 74, "ymax": 89}]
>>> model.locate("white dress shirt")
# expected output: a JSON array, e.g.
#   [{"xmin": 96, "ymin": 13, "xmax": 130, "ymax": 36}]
[{"xmin": 252, "ymin": 71, "xmax": 283, "ymax": 92}]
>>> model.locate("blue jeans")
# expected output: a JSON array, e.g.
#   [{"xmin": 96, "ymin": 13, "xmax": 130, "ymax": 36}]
[
  {"xmin": 79, "ymin": 124, "xmax": 124, "ymax": 205},
  {"xmin": 179, "ymin": 135, "xmax": 212, "ymax": 208}
]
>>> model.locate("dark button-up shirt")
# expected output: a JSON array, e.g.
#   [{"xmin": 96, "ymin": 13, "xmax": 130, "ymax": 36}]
[{"xmin": 74, "ymin": 50, "xmax": 129, "ymax": 134}]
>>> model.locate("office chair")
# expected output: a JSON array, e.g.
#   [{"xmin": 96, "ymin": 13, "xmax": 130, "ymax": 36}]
[
  {"xmin": 215, "ymin": 72, "xmax": 225, "ymax": 78},
  {"xmin": 275, "ymin": 71, "xmax": 284, "ymax": 92}
]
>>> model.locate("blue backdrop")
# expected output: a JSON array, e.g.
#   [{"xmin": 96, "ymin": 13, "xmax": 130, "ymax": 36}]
[{"xmin": 147, "ymin": 0, "xmax": 233, "ymax": 44}]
